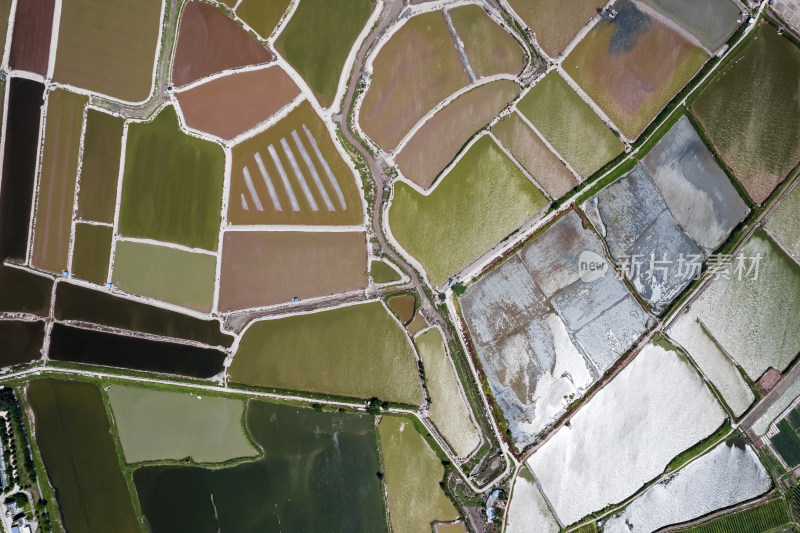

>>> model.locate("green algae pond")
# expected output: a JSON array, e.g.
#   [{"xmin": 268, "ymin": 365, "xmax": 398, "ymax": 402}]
[
  {"xmin": 134, "ymin": 401, "xmax": 387, "ymax": 532},
  {"xmin": 28, "ymin": 379, "xmax": 140, "ymax": 533}
]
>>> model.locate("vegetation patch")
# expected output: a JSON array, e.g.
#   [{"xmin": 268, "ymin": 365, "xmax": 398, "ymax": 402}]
[
  {"xmin": 77, "ymin": 109, "xmax": 124, "ymax": 224},
  {"xmin": 506, "ymin": 0, "xmax": 605, "ymax": 58},
  {"xmin": 416, "ymin": 328, "xmax": 481, "ymax": 459},
  {"xmin": 32, "ymin": 89, "xmax": 88, "ymax": 273},
  {"xmin": 673, "ymin": 498, "xmax": 791, "ymax": 533},
  {"xmin": 229, "ymin": 101, "xmax": 363, "ymax": 226},
  {"xmin": 54, "ymin": 282, "xmax": 233, "ymax": 347},
  {"xmin": 176, "ymin": 66, "xmax": 300, "ymax": 141},
  {"xmin": 235, "ymin": 0, "xmax": 291, "ymax": 39},
  {"xmin": 449, "ymin": 4, "xmax": 525, "ymax": 77},
  {"xmin": 638, "ymin": 0, "xmax": 740, "ymax": 51},
  {"xmin": 492, "ymin": 111, "xmax": 578, "ymax": 199},
  {"xmin": 48, "ymin": 323, "xmax": 226, "ymax": 379},
  {"xmin": 772, "ymin": 419, "xmax": 800, "ymax": 467},
  {"xmin": 0, "ymin": 320, "xmax": 44, "ymax": 368},
  {"xmin": 387, "ymin": 293, "xmax": 416, "ymax": 325},
  {"xmin": 370, "ymin": 259, "xmax": 403, "ymax": 284},
  {"xmin": 171, "ymin": 0, "xmax": 272, "ymax": 87},
  {"xmin": 134, "ymin": 401, "xmax": 386, "ymax": 531},
  {"xmin": 71, "ymin": 223, "xmax": 112, "ymax": 284},
  {"xmin": 0, "ymin": 79, "xmax": 44, "ymax": 261},
  {"xmin": 0, "ymin": 265, "xmax": 52, "ymax": 316},
  {"xmin": 218, "ymin": 230, "xmax": 367, "ymax": 311},
  {"xmin": 396, "ymin": 79, "xmax": 520, "ymax": 189},
  {"xmin": 359, "ymin": 11, "xmax": 469, "ymax": 150}
]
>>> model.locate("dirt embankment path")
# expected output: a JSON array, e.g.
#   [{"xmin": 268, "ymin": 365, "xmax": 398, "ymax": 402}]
[{"xmin": 335, "ymin": 0, "xmax": 453, "ymax": 340}]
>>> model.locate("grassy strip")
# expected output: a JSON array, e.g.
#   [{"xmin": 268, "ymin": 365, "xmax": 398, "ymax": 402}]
[
  {"xmin": 569, "ymin": 522, "xmax": 599, "ymax": 533},
  {"xmin": 634, "ymin": 105, "xmax": 686, "ymax": 159},
  {"xmin": 674, "ymin": 498, "xmax": 792, "ymax": 533},
  {"xmin": 664, "ymin": 421, "xmax": 732, "ymax": 473},
  {"xmin": 381, "ymin": 412, "xmax": 466, "ymax": 513},
  {"xmin": 97, "ymin": 386, "xmax": 147, "ymax": 529},
  {"xmin": 336, "ymin": 128, "xmax": 375, "ymax": 215},
  {"xmin": 442, "ymin": 298, "xmax": 508, "ymax": 465},
  {"xmin": 574, "ymin": 157, "xmax": 637, "ymax": 205},
  {"xmin": 16, "ymin": 389, "xmax": 64, "ymax": 533},
  {"xmin": 684, "ymin": 110, "xmax": 755, "ymax": 208}
]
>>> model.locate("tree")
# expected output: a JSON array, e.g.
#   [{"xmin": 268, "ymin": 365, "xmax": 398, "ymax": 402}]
[{"xmin": 366, "ymin": 397, "xmax": 382, "ymax": 415}]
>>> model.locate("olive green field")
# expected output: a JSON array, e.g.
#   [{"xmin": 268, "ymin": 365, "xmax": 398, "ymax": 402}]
[
  {"xmin": 111, "ymin": 239, "xmax": 217, "ymax": 312},
  {"xmin": 275, "ymin": 0, "xmax": 373, "ymax": 108},
  {"xmin": 119, "ymin": 105, "xmax": 224, "ymax": 250},
  {"xmin": 389, "ymin": 135, "xmax": 548, "ymax": 286},
  {"xmin": 230, "ymin": 301, "xmax": 422, "ymax": 404}
]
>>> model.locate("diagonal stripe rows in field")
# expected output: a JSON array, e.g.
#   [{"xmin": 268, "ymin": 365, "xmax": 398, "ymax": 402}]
[{"xmin": 240, "ymin": 125, "xmax": 347, "ymax": 214}]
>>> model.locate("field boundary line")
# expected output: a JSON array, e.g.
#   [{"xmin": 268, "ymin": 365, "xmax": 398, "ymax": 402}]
[
  {"xmin": 226, "ymin": 93, "xmax": 304, "ymax": 147},
  {"xmin": 328, "ymin": 0, "xmax": 384, "ymax": 116},
  {"xmin": 75, "ymin": 220, "xmax": 112, "ymax": 228},
  {"xmin": 512, "ymin": 108, "xmax": 583, "ymax": 181},
  {"xmin": 390, "ymin": 74, "xmax": 517, "ymax": 159},
  {"xmin": 420, "ymin": 323, "xmax": 486, "ymax": 463},
  {"xmin": 115, "ymin": 236, "xmax": 218, "ymax": 256},
  {"xmin": 454, "ymin": 0, "xmax": 767, "ymax": 289},
  {"xmin": 556, "ymin": 66, "xmax": 631, "ymax": 145},
  {"xmin": 25, "ymin": 87, "xmax": 50, "ymax": 267},
  {"xmin": 65, "ymin": 103, "xmax": 90, "ymax": 276},
  {"xmin": 488, "ymin": 131, "xmax": 552, "ymax": 201},
  {"xmin": 222, "ymin": 288, "xmax": 370, "ymax": 328},
  {"xmin": 442, "ymin": 7, "xmax": 477, "ymax": 83},
  {"xmin": 171, "ymin": 57, "xmax": 279, "ymax": 93},
  {"xmin": 213, "ymin": 146, "xmax": 232, "ymax": 314},
  {"xmin": 107, "ymin": 122, "xmax": 129, "ymax": 286},
  {"xmin": 1, "ymin": 0, "xmax": 17, "ymax": 70},
  {"xmin": 45, "ymin": 0, "xmax": 62, "ymax": 80},
  {"xmin": 54, "ymin": 319, "xmax": 228, "ymax": 352},
  {"xmin": 55, "ymin": 277, "xmax": 216, "ymax": 321},
  {"xmin": 0, "ymin": 73, "xmax": 10, "ymax": 215}
]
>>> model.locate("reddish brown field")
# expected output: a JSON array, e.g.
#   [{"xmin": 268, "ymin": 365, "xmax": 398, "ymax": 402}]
[
  {"xmin": 172, "ymin": 1, "xmax": 273, "ymax": 87},
  {"xmin": 387, "ymin": 294, "xmax": 415, "ymax": 324},
  {"xmin": 492, "ymin": 112, "xmax": 578, "ymax": 199},
  {"xmin": 9, "ymin": 0, "xmax": 54, "ymax": 74},
  {"xmin": 176, "ymin": 66, "xmax": 299, "ymax": 140},
  {"xmin": 32, "ymin": 90, "xmax": 88, "ymax": 273},
  {"xmin": 396, "ymin": 80, "xmax": 519, "ymax": 188},
  {"xmin": 359, "ymin": 11, "xmax": 469, "ymax": 151},
  {"xmin": 218, "ymin": 230, "xmax": 367, "ymax": 311},
  {"xmin": 563, "ymin": 7, "xmax": 707, "ymax": 138}
]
